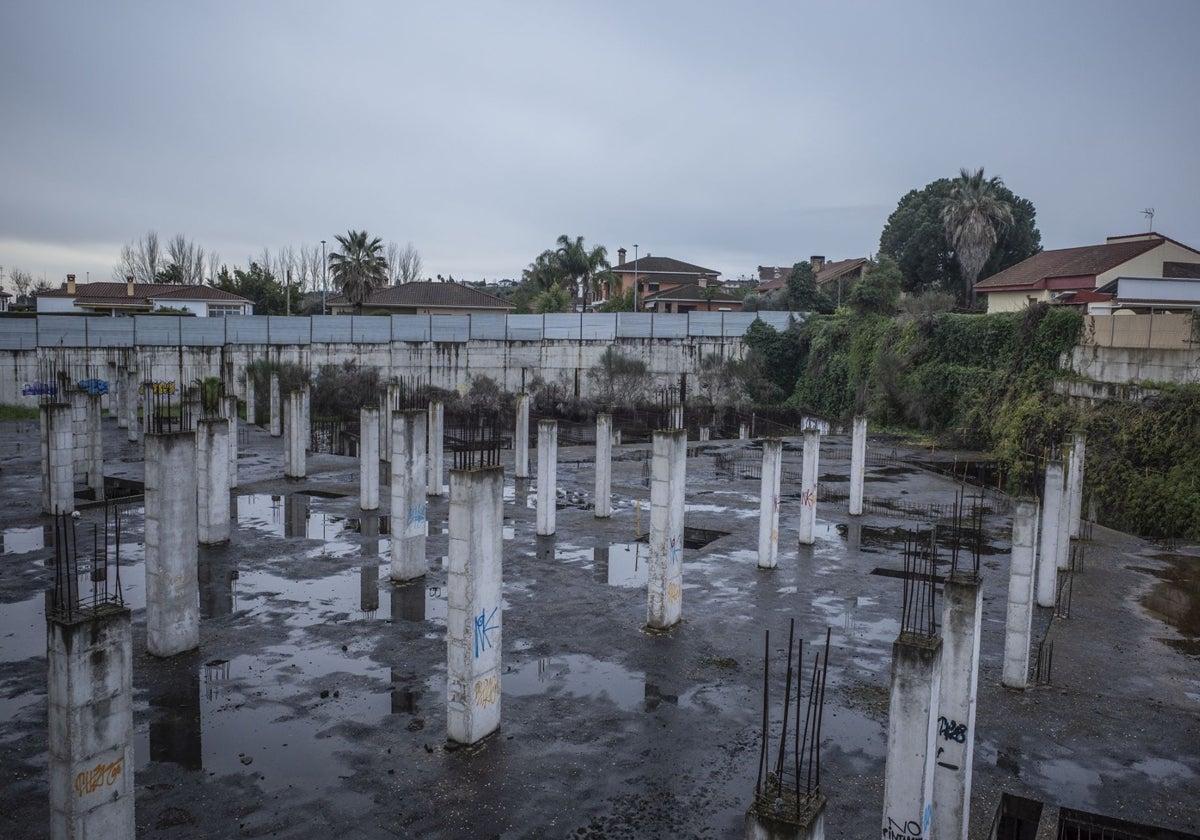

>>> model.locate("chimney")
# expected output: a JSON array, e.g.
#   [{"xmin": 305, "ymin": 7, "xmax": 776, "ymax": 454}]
[
  {"xmin": 66, "ymin": 274, "xmax": 76, "ymax": 295},
  {"xmin": 126, "ymin": 274, "xmax": 134, "ymax": 297},
  {"xmin": 618, "ymin": 247, "xmax": 626, "ymax": 266},
  {"xmin": 811, "ymin": 255, "xmax": 825, "ymax": 273}
]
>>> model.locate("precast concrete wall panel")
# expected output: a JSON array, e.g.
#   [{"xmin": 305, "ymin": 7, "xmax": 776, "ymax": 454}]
[
  {"xmin": 268, "ymin": 316, "xmax": 310, "ymax": 345},
  {"xmin": 470, "ymin": 314, "xmax": 507, "ymax": 340},
  {"xmin": 652, "ymin": 316, "xmax": 687, "ymax": 339},
  {"xmin": 616, "ymin": 313, "xmax": 654, "ymax": 338},
  {"xmin": 721, "ymin": 313, "xmax": 757, "ymax": 336},
  {"xmin": 392, "ymin": 315, "xmax": 431, "ymax": 341},
  {"xmin": 225, "ymin": 316, "xmax": 268, "ymax": 344},
  {"xmin": 180, "ymin": 318, "xmax": 225, "ymax": 346},
  {"xmin": 431, "ymin": 315, "xmax": 470, "ymax": 343},
  {"xmin": 506, "ymin": 315, "xmax": 542, "ymax": 341},
  {"xmin": 87, "ymin": 318, "xmax": 135, "ymax": 347},
  {"xmin": 353, "ymin": 316, "xmax": 391, "ymax": 343},
  {"xmin": 0, "ymin": 320, "xmax": 37, "ymax": 350},
  {"xmin": 542, "ymin": 314, "xmax": 580, "ymax": 340},
  {"xmin": 688, "ymin": 312, "xmax": 723, "ymax": 337},
  {"xmin": 39, "ymin": 316, "xmax": 89, "ymax": 347},
  {"xmin": 134, "ymin": 315, "xmax": 181, "ymax": 345},
  {"xmin": 312, "ymin": 315, "xmax": 352, "ymax": 343}
]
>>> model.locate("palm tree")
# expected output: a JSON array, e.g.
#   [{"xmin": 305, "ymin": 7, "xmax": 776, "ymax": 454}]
[
  {"xmin": 328, "ymin": 230, "xmax": 389, "ymax": 314},
  {"xmin": 554, "ymin": 234, "xmax": 612, "ymax": 309},
  {"xmin": 941, "ymin": 168, "xmax": 1014, "ymax": 308}
]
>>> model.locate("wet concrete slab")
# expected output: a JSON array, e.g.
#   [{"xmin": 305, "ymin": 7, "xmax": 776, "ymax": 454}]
[{"xmin": 0, "ymin": 418, "xmax": 1198, "ymax": 837}]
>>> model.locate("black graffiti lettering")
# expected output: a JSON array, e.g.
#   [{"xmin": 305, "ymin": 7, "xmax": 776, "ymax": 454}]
[
  {"xmin": 882, "ymin": 816, "xmax": 923, "ymax": 840},
  {"xmin": 938, "ymin": 715, "xmax": 966, "ymax": 743}
]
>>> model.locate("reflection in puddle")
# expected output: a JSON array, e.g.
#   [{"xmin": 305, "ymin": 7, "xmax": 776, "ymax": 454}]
[
  {"xmin": 1135, "ymin": 554, "xmax": 1200, "ymax": 659},
  {"xmin": 2, "ymin": 526, "xmax": 47, "ymax": 554},
  {"xmin": 235, "ymin": 494, "xmax": 393, "ymax": 550},
  {"xmin": 504, "ymin": 654, "xmax": 644, "ymax": 710},
  {"xmin": 558, "ymin": 544, "xmax": 649, "ymax": 588}
]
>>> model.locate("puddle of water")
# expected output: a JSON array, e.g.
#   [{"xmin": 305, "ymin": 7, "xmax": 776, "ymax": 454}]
[
  {"xmin": 0, "ymin": 594, "xmax": 47, "ymax": 663},
  {"xmin": 235, "ymin": 494, "xmax": 393, "ymax": 545},
  {"xmin": 685, "ymin": 502, "xmax": 757, "ymax": 520},
  {"xmin": 504, "ymin": 653, "xmax": 644, "ymax": 711},
  {"xmin": 1134, "ymin": 554, "xmax": 1200, "ymax": 658},
  {"xmin": 1033, "ymin": 757, "xmax": 1102, "ymax": 809},
  {"xmin": 234, "ymin": 564, "xmax": 451, "ymax": 625},
  {"xmin": 2, "ymin": 525, "xmax": 48, "ymax": 555}
]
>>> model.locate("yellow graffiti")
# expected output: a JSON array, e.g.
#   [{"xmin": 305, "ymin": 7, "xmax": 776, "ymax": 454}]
[
  {"xmin": 74, "ymin": 756, "xmax": 124, "ymax": 797},
  {"xmin": 667, "ymin": 581, "xmax": 681, "ymax": 604},
  {"xmin": 474, "ymin": 675, "xmax": 500, "ymax": 707},
  {"xmin": 140, "ymin": 380, "xmax": 176, "ymax": 396}
]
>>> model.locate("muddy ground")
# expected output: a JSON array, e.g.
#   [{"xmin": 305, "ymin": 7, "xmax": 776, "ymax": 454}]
[{"xmin": 0, "ymin": 418, "xmax": 1197, "ymax": 838}]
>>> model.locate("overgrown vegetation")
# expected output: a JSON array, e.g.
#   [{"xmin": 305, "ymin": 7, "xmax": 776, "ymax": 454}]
[
  {"xmin": 311, "ymin": 361, "xmax": 380, "ymax": 421},
  {"xmin": 244, "ymin": 358, "xmax": 309, "ymax": 425}
]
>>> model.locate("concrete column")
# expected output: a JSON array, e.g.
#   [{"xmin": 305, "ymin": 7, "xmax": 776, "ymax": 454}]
[
  {"xmin": 536, "ymin": 419, "xmax": 558, "ymax": 536},
  {"xmin": 196, "ymin": 419, "xmax": 231, "ymax": 545},
  {"xmin": 595, "ymin": 413, "xmax": 612, "ymax": 519},
  {"xmin": 71, "ymin": 389, "xmax": 87, "ymax": 483},
  {"xmin": 378, "ymin": 389, "xmax": 393, "ymax": 464},
  {"xmin": 933, "ymin": 573, "xmax": 982, "ymax": 840},
  {"xmin": 301, "ymin": 383, "xmax": 311, "ymax": 453},
  {"xmin": 126, "ymin": 373, "xmax": 139, "ymax": 442},
  {"xmin": 40, "ymin": 403, "xmax": 74, "ymax": 515},
  {"xmin": 1036, "ymin": 460, "xmax": 1064, "ymax": 608},
  {"xmin": 183, "ymin": 394, "xmax": 200, "ymax": 432},
  {"xmin": 699, "ymin": 425, "xmax": 710, "ymax": 442},
  {"xmin": 647, "ymin": 428, "xmax": 687, "ymax": 630},
  {"xmin": 47, "ymin": 606, "xmax": 135, "ymax": 840},
  {"xmin": 427, "ymin": 400, "xmax": 445, "ymax": 497},
  {"xmin": 1068, "ymin": 432, "xmax": 1086, "ymax": 539},
  {"xmin": 739, "ymin": 422, "xmax": 749, "ymax": 440},
  {"xmin": 446, "ymin": 465, "xmax": 503, "ymax": 744},
  {"xmin": 672, "ymin": 404, "xmax": 684, "ymax": 430},
  {"xmin": 283, "ymin": 391, "xmax": 306, "ymax": 479},
  {"xmin": 390, "ymin": 409, "xmax": 428, "ymax": 582},
  {"xmin": 798, "ymin": 428, "xmax": 820, "ymax": 546},
  {"xmin": 269, "ymin": 374, "xmax": 281, "ymax": 437},
  {"xmin": 850, "ymin": 415, "xmax": 867, "ymax": 516},
  {"xmin": 244, "ymin": 377, "xmax": 256, "ymax": 427},
  {"xmin": 1002, "ymin": 500, "xmax": 1039, "ymax": 690},
  {"xmin": 757, "ymin": 438, "xmax": 782, "ymax": 569},
  {"xmin": 1055, "ymin": 458, "xmax": 1071, "ymax": 573},
  {"xmin": 223, "ymin": 395, "xmax": 238, "ymax": 489},
  {"xmin": 744, "ymin": 795, "xmax": 826, "ymax": 840},
  {"xmin": 115, "ymin": 370, "xmax": 129, "ymax": 429},
  {"xmin": 882, "ymin": 633, "xmax": 942, "ymax": 840},
  {"xmin": 145, "ymin": 432, "xmax": 200, "ymax": 657},
  {"xmin": 360, "ymin": 407, "xmax": 380, "ymax": 511},
  {"xmin": 140, "ymin": 382, "xmax": 153, "ymax": 437},
  {"xmin": 515, "ymin": 392, "xmax": 530, "ymax": 479}
]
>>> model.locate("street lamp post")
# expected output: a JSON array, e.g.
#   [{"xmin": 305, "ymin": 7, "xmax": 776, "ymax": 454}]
[
  {"xmin": 633, "ymin": 244, "xmax": 638, "ymax": 312},
  {"xmin": 321, "ymin": 239, "xmax": 327, "ymax": 316}
]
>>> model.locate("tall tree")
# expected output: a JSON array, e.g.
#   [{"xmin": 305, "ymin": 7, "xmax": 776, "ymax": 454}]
[
  {"xmin": 554, "ymin": 234, "xmax": 612, "ymax": 308},
  {"xmin": 879, "ymin": 174, "xmax": 1041, "ymax": 302},
  {"xmin": 328, "ymin": 230, "xmax": 389, "ymax": 313},
  {"xmin": 213, "ymin": 263, "xmax": 288, "ymax": 315},
  {"xmin": 941, "ymin": 168, "xmax": 1014, "ymax": 308},
  {"xmin": 10, "ymin": 267, "xmax": 33, "ymax": 303},
  {"xmin": 784, "ymin": 261, "xmax": 834, "ymax": 313},
  {"xmin": 166, "ymin": 234, "xmax": 206, "ymax": 284},
  {"xmin": 386, "ymin": 242, "xmax": 423, "ymax": 284},
  {"xmin": 113, "ymin": 231, "xmax": 161, "ymax": 284}
]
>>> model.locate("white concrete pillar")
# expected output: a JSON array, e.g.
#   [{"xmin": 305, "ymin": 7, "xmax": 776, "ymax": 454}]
[
  {"xmin": 1055, "ymin": 456, "xmax": 1071, "ymax": 573},
  {"xmin": 446, "ymin": 465, "xmax": 503, "ymax": 744},
  {"xmin": 647, "ymin": 428, "xmax": 687, "ymax": 630},
  {"xmin": 699, "ymin": 425, "xmax": 710, "ymax": 442},
  {"xmin": 360, "ymin": 406, "xmax": 380, "ymax": 511},
  {"xmin": 47, "ymin": 606, "xmax": 135, "ymax": 840},
  {"xmin": 301, "ymin": 383, "xmax": 311, "ymax": 453},
  {"xmin": 183, "ymin": 394, "xmax": 200, "ymax": 432},
  {"xmin": 126, "ymin": 372, "xmax": 139, "ymax": 442},
  {"xmin": 224, "ymin": 395, "xmax": 239, "ymax": 489},
  {"xmin": 882, "ymin": 634, "xmax": 942, "ymax": 840},
  {"xmin": 378, "ymin": 388, "xmax": 393, "ymax": 464},
  {"xmin": 196, "ymin": 419, "xmax": 231, "ymax": 545},
  {"xmin": 1002, "ymin": 500, "xmax": 1039, "ymax": 689},
  {"xmin": 536, "ymin": 420, "xmax": 558, "ymax": 535},
  {"xmin": 40, "ymin": 403, "xmax": 74, "ymax": 515},
  {"xmin": 115, "ymin": 370, "xmax": 129, "ymax": 429},
  {"xmin": 71, "ymin": 389, "xmax": 87, "ymax": 483},
  {"xmin": 515, "ymin": 392, "xmax": 530, "ymax": 479},
  {"xmin": 933, "ymin": 573, "xmax": 982, "ymax": 840},
  {"xmin": 595, "ymin": 413, "xmax": 612, "ymax": 519},
  {"xmin": 269, "ymin": 374, "xmax": 281, "ymax": 437},
  {"xmin": 672, "ymin": 404, "xmax": 684, "ymax": 430},
  {"xmin": 850, "ymin": 415, "xmax": 867, "ymax": 516},
  {"xmin": 145, "ymin": 432, "xmax": 200, "ymax": 657},
  {"xmin": 283, "ymin": 391, "xmax": 306, "ymax": 479},
  {"xmin": 1036, "ymin": 460, "xmax": 1064, "ymax": 608},
  {"xmin": 244, "ymin": 377, "xmax": 256, "ymax": 427},
  {"xmin": 757, "ymin": 438, "xmax": 782, "ymax": 569},
  {"xmin": 140, "ymin": 382, "xmax": 153, "ymax": 437},
  {"xmin": 798, "ymin": 428, "xmax": 820, "ymax": 546},
  {"xmin": 427, "ymin": 400, "xmax": 445, "ymax": 497},
  {"xmin": 739, "ymin": 422, "xmax": 749, "ymax": 440},
  {"xmin": 1068, "ymin": 432, "xmax": 1086, "ymax": 539},
  {"xmin": 390, "ymin": 409, "xmax": 428, "ymax": 582}
]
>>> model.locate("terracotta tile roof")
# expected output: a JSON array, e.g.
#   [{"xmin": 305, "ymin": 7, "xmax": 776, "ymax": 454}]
[
  {"xmin": 974, "ymin": 240, "xmax": 1162, "ymax": 291},
  {"xmin": 612, "ymin": 256, "xmax": 719, "ymax": 277},
  {"xmin": 642, "ymin": 283, "xmax": 739, "ymax": 304},
  {"xmin": 151, "ymin": 286, "xmax": 251, "ymax": 302},
  {"xmin": 37, "ymin": 280, "xmax": 249, "ymax": 304},
  {"xmin": 816, "ymin": 257, "xmax": 870, "ymax": 287},
  {"xmin": 328, "ymin": 281, "xmax": 514, "ymax": 310}
]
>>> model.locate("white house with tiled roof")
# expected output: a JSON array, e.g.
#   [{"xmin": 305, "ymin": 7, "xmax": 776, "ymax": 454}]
[
  {"xmin": 326, "ymin": 280, "xmax": 515, "ymax": 315},
  {"xmin": 36, "ymin": 275, "xmax": 253, "ymax": 316},
  {"xmin": 608, "ymin": 249, "xmax": 721, "ymax": 309}
]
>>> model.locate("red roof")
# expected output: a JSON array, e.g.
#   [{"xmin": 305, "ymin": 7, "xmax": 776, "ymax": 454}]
[
  {"xmin": 974, "ymin": 239, "xmax": 1163, "ymax": 292},
  {"xmin": 38, "ymin": 281, "xmax": 249, "ymax": 305}
]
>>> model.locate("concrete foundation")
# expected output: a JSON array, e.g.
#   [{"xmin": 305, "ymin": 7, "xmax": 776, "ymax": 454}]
[
  {"xmin": 70, "ymin": 390, "xmax": 87, "ymax": 483},
  {"xmin": 740, "ymin": 422, "xmax": 749, "ymax": 440},
  {"xmin": 224, "ymin": 395, "xmax": 238, "ymax": 489},
  {"xmin": 47, "ymin": 606, "xmax": 135, "ymax": 840},
  {"xmin": 244, "ymin": 378, "xmax": 255, "ymax": 427},
  {"xmin": 757, "ymin": 438, "xmax": 782, "ymax": 569},
  {"xmin": 126, "ymin": 372, "xmax": 139, "ymax": 442},
  {"xmin": 427, "ymin": 401, "xmax": 444, "ymax": 497},
  {"xmin": 269, "ymin": 374, "xmax": 281, "ymax": 437},
  {"xmin": 145, "ymin": 432, "xmax": 200, "ymax": 657},
  {"xmin": 798, "ymin": 428, "xmax": 820, "ymax": 545},
  {"xmin": 536, "ymin": 420, "xmax": 558, "ymax": 536},
  {"xmin": 446, "ymin": 465, "xmax": 504, "ymax": 745},
  {"xmin": 115, "ymin": 371, "xmax": 129, "ymax": 429},
  {"xmin": 283, "ymin": 391, "xmax": 306, "ymax": 479},
  {"xmin": 1037, "ymin": 460, "xmax": 1064, "ymax": 608},
  {"xmin": 85, "ymin": 394, "xmax": 104, "ymax": 501},
  {"xmin": 196, "ymin": 419, "xmax": 231, "ymax": 545},
  {"xmin": 744, "ymin": 794, "xmax": 826, "ymax": 840},
  {"xmin": 515, "ymin": 393, "xmax": 530, "ymax": 479},
  {"xmin": 1055, "ymin": 455, "xmax": 1072, "ymax": 573},
  {"xmin": 647, "ymin": 428, "xmax": 687, "ymax": 630},
  {"xmin": 40, "ymin": 403, "xmax": 74, "ymax": 515},
  {"xmin": 390, "ymin": 409, "xmax": 428, "ymax": 583},
  {"xmin": 1068, "ymin": 432, "xmax": 1086, "ymax": 539},
  {"xmin": 595, "ymin": 413, "xmax": 612, "ymax": 519},
  {"xmin": 849, "ymin": 415, "xmax": 867, "ymax": 516},
  {"xmin": 301, "ymin": 383, "xmax": 311, "ymax": 453},
  {"xmin": 1002, "ymin": 500, "xmax": 1039, "ymax": 689},
  {"xmin": 882, "ymin": 633, "xmax": 942, "ymax": 840},
  {"xmin": 699, "ymin": 426, "xmax": 710, "ymax": 442},
  {"xmin": 360, "ymin": 406, "xmax": 380, "ymax": 511},
  {"xmin": 378, "ymin": 389, "xmax": 392, "ymax": 464},
  {"xmin": 933, "ymin": 574, "xmax": 982, "ymax": 840}
]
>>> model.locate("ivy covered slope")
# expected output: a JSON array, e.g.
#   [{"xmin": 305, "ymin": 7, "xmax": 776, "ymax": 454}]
[{"xmin": 744, "ymin": 306, "xmax": 1200, "ymax": 540}]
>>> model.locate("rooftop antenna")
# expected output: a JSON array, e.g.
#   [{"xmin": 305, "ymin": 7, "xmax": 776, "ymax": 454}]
[{"xmin": 1142, "ymin": 207, "xmax": 1155, "ymax": 231}]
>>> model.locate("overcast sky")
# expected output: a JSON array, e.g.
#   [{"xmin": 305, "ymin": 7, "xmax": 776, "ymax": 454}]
[{"xmin": 2, "ymin": 0, "xmax": 1198, "ymax": 289}]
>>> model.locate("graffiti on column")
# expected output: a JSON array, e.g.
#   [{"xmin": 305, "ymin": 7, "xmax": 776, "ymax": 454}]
[
  {"xmin": 473, "ymin": 606, "xmax": 499, "ymax": 658},
  {"xmin": 76, "ymin": 379, "xmax": 109, "ymax": 395},
  {"xmin": 21, "ymin": 381, "xmax": 57, "ymax": 396},
  {"xmin": 669, "ymin": 535, "xmax": 681, "ymax": 565},
  {"xmin": 74, "ymin": 756, "xmax": 124, "ymax": 797}
]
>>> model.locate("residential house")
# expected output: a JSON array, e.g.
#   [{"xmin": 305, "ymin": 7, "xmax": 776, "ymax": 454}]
[
  {"xmin": 36, "ymin": 275, "xmax": 253, "ymax": 316},
  {"xmin": 974, "ymin": 233, "xmax": 1200, "ymax": 312},
  {"xmin": 756, "ymin": 256, "xmax": 871, "ymax": 306},
  {"xmin": 0, "ymin": 289, "xmax": 10, "ymax": 312},
  {"xmin": 1086, "ymin": 275, "xmax": 1200, "ymax": 315},
  {"xmin": 326, "ymin": 281, "xmax": 515, "ymax": 315},
  {"xmin": 641, "ymin": 281, "xmax": 743, "ymax": 313},
  {"xmin": 608, "ymin": 249, "xmax": 720, "ymax": 308}
]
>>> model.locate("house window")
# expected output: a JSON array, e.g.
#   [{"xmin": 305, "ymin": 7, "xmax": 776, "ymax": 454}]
[{"xmin": 207, "ymin": 304, "xmax": 244, "ymax": 317}]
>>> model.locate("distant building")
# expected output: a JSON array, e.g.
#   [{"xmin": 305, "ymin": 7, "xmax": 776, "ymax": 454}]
[
  {"xmin": 974, "ymin": 233, "xmax": 1200, "ymax": 312},
  {"xmin": 0, "ymin": 289, "xmax": 10, "ymax": 312},
  {"xmin": 1086, "ymin": 275, "xmax": 1200, "ymax": 315},
  {"xmin": 36, "ymin": 276, "xmax": 253, "ymax": 317},
  {"xmin": 756, "ymin": 256, "xmax": 871, "ymax": 305},
  {"xmin": 641, "ymin": 281, "xmax": 743, "ymax": 314},
  {"xmin": 609, "ymin": 249, "xmax": 721, "ymax": 309},
  {"xmin": 326, "ymin": 281, "xmax": 515, "ymax": 315}
]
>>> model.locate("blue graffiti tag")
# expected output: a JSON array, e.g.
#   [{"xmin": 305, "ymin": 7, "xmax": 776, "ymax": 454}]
[
  {"xmin": 22, "ymin": 381, "xmax": 57, "ymax": 397},
  {"xmin": 669, "ymin": 535, "xmax": 682, "ymax": 565},
  {"xmin": 407, "ymin": 503, "xmax": 427, "ymax": 527},
  {"xmin": 76, "ymin": 379, "xmax": 109, "ymax": 395},
  {"xmin": 473, "ymin": 607, "xmax": 500, "ymax": 658}
]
